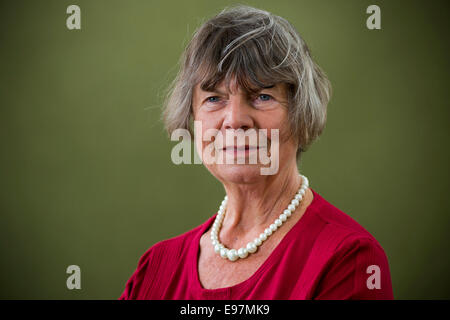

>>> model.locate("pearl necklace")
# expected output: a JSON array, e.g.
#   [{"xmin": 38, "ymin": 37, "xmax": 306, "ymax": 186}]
[{"xmin": 210, "ymin": 174, "xmax": 309, "ymax": 262}]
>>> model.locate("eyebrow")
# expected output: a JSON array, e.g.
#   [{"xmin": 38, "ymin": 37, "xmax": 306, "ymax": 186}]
[
  {"xmin": 205, "ymin": 88, "xmax": 227, "ymax": 95},
  {"xmin": 201, "ymin": 84, "xmax": 276, "ymax": 95}
]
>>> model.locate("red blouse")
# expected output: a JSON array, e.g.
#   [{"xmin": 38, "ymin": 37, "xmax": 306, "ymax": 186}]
[{"xmin": 119, "ymin": 188, "xmax": 394, "ymax": 300}]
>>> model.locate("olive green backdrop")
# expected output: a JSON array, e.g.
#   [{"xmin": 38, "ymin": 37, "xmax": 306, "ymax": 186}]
[{"xmin": 0, "ymin": 0, "xmax": 449, "ymax": 299}]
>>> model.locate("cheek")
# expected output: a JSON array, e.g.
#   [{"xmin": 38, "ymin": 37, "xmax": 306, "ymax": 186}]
[
  {"xmin": 193, "ymin": 113, "xmax": 221, "ymax": 150},
  {"xmin": 261, "ymin": 111, "xmax": 298, "ymax": 158},
  {"xmin": 260, "ymin": 110, "xmax": 291, "ymax": 142},
  {"xmin": 194, "ymin": 109, "xmax": 221, "ymax": 128}
]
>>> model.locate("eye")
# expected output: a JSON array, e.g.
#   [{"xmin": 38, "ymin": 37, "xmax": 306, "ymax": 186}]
[
  {"xmin": 257, "ymin": 94, "xmax": 272, "ymax": 102},
  {"xmin": 206, "ymin": 96, "xmax": 220, "ymax": 103}
]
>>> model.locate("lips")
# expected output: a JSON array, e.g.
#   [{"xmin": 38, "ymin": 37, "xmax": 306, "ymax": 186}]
[{"xmin": 222, "ymin": 145, "xmax": 260, "ymax": 151}]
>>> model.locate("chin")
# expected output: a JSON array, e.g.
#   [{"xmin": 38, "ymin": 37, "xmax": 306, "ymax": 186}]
[{"xmin": 213, "ymin": 164, "xmax": 266, "ymax": 184}]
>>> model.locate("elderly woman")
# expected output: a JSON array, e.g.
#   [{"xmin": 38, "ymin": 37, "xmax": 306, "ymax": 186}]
[{"xmin": 120, "ymin": 6, "xmax": 393, "ymax": 300}]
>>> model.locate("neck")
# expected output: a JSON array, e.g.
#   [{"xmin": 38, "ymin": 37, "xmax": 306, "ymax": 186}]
[{"xmin": 220, "ymin": 162, "xmax": 302, "ymax": 238}]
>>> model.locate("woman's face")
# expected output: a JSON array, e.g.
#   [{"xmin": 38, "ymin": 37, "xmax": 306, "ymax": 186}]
[{"xmin": 192, "ymin": 79, "xmax": 298, "ymax": 184}]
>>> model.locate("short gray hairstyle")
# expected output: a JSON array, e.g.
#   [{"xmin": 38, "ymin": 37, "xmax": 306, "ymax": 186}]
[{"xmin": 162, "ymin": 5, "xmax": 331, "ymax": 158}]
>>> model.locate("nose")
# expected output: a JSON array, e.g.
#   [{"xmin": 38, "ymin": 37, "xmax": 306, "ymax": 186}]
[{"xmin": 222, "ymin": 95, "xmax": 254, "ymax": 131}]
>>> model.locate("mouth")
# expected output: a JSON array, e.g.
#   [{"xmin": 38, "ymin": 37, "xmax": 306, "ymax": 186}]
[
  {"xmin": 222, "ymin": 145, "xmax": 260, "ymax": 151},
  {"xmin": 220, "ymin": 145, "xmax": 267, "ymax": 157}
]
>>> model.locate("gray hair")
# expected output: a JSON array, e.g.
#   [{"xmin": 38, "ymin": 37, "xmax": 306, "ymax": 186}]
[{"xmin": 162, "ymin": 5, "xmax": 331, "ymax": 157}]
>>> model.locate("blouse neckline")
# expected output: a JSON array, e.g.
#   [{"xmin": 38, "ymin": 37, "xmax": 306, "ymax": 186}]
[{"xmin": 189, "ymin": 187, "xmax": 320, "ymax": 295}]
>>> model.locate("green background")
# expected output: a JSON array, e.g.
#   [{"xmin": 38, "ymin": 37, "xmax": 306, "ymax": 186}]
[{"xmin": 0, "ymin": 0, "xmax": 449, "ymax": 299}]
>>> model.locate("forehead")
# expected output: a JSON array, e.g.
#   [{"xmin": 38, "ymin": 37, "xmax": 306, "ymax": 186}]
[
  {"xmin": 194, "ymin": 76, "xmax": 284, "ymax": 95},
  {"xmin": 199, "ymin": 72, "xmax": 268, "ymax": 91}
]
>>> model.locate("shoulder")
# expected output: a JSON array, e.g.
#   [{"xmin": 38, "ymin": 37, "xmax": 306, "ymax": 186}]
[
  {"xmin": 309, "ymin": 188, "xmax": 385, "ymax": 252},
  {"xmin": 139, "ymin": 216, "xmax": 212, "ymax": 266},
  {"xmin": 305, "ymin": 189, "xmax": 393, "ymax": 299},
  {"xmin": 119, "ymin": 216, "xmax": 214, "ymax": 299}
]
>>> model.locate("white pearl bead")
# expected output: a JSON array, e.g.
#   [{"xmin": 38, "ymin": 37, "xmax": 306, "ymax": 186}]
[
  {"xmin": 237, "ymin": 248, "xmax": 248, "ymax": 259},
  {"xmin": 212, "ymin": 176, "xmax": 309, "ymax": 262},
  {"xmin": 227, "ymin": 249, "xmax": 238, "ymax": 261},
  {"xmin": 220, "ymin": 248, "xmax": 228, "ymax": 259},
  {"xmin": 247, "ymin": 242, "xmax": 257, "ymax": 253}
]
